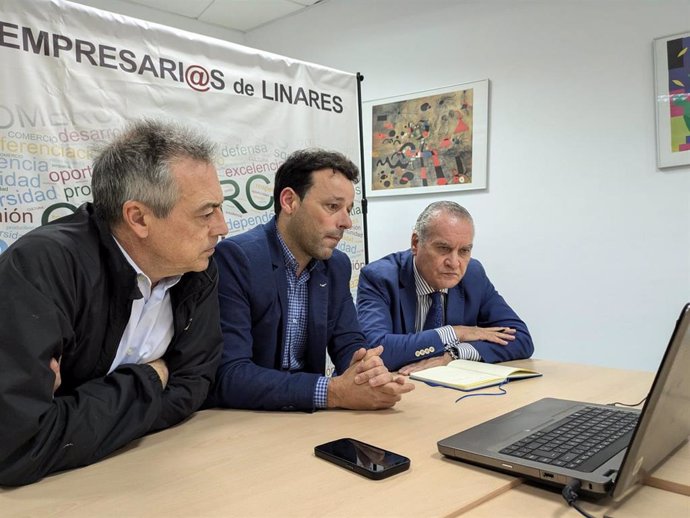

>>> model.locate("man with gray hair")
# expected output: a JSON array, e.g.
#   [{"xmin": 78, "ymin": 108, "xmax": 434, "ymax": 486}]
[
  {"xmin": 0, "ymin": 120, "xmax": 228, "ymax": 486},
  {"xmin": 357, "ymin": 201, "xmax": 533, "ymax": 374}
]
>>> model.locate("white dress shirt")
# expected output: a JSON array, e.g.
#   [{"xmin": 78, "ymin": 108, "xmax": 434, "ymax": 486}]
[{"xmin": 108, "ymin": 239, "xmax": 181, "ymax": 374}]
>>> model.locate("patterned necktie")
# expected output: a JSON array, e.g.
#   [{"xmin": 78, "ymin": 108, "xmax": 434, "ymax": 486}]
[{"xmin": 423, "ymin": 291, "xmax": 444, "ymax": 330}]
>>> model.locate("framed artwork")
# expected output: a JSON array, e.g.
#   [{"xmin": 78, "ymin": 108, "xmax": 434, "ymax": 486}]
[
  {"xmin": 363, "ymin": 80, "xmax": 489, "ymax": 197},
  {"xmin": 653, "ymin": 32, "xmax": 690, "ymax": 168}
]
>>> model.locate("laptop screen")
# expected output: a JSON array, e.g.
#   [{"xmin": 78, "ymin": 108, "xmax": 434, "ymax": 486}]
[{"xmin": 612, "ymin": 303, "xmax": 690, "ymax": 500}]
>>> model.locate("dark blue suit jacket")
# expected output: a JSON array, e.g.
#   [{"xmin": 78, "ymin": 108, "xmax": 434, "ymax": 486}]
[
  {"xmin": 357, "ymin": 250, "xmax": 533, "ymax": 371},
  {"xmin": 207, "ymin": 217, "xmax": 366, "ymax": 411}
]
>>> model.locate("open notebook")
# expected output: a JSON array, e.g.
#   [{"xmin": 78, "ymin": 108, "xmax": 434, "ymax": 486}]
[{"xmin": 410, "ymin": 359, "xmax": 541, "ymax": 391}]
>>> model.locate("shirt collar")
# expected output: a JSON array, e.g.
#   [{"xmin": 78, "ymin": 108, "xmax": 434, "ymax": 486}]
[
  {"xmin": 276, "ymin": 229, "xmax": 317, "ymax": 276},
  {"xmin": 112, "ymin": 237, "xmax": 182, "ymax": 300}
]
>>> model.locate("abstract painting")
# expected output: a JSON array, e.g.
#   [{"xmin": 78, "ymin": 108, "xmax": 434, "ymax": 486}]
[
  {"xmin": 654, "ymin": 32, "xmax": 690, "ymax": 168},
  {"xmin": 364, "ymin": 80, "xmax": 488, "ymax": 197}
]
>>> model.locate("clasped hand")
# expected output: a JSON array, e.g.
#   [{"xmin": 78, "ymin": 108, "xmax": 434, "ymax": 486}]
[{"xmin": 327, "ymin": 346, "xmax": 414, "ymax": 410}]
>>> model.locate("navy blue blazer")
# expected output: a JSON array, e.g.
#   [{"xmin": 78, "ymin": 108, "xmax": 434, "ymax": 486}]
[
  {"xmin": 207, "ymin": 217, "xmax": 366, "ymax": 411},
  {"xmin": 357, "ymin": 250, "xmax": 534, "ymax": 371}
]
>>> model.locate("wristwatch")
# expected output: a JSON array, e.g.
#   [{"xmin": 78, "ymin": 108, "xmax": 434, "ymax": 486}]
[{"xmin": 444, "ymin": 343, "xmax": 460, "ymax": 360}]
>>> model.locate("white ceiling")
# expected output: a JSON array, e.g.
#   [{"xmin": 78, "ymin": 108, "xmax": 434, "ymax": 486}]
[{"xmin": 121, "ymin": 0, "xmax": 323, "ymax": 32}]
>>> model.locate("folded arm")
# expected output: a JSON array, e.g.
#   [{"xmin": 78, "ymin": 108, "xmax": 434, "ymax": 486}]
[
  {"xmin": 151, "ymin": 275, "xmax": 223, "ymax": 431},
  {"xmin": 460, "ymin": 269, "xmax": 533, "ymax": 363},
  {"xmin": 357, "ymin": 268, "xmax": 447, "ymax": 371},
  {"xmin": 357, "ymin": 263, "xmax": 534, "ymax": 371},
  {"xmin": 0, "ymin": 243, "xmax": 170, "ymax": 486}
]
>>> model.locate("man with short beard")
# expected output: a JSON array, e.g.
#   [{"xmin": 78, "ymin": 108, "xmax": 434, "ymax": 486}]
[{"xmin": 207, "ymin": 149, "xmax": 414, "ymax": 411}]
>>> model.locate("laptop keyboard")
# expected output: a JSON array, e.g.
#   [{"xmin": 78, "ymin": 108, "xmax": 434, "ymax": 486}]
[{"xmin": 499, "ymin": 406, "xmax": 639, "ymax": 472}]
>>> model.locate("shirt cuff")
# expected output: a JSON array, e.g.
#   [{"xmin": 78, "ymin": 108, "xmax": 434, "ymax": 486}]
[
  {"xmin": 314, "ymin": 376, "xmax": 329, "ymax": 409},
  {"xmin": 435, "ymin": 325, "xmax": 458, "ymax": 345}
]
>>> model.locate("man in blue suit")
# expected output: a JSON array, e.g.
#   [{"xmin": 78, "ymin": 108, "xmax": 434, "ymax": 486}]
[
  {"xmin": 357, "ymin": 201, "xmax": 533, "ymax": 374},
  {"xmin": 208, "ymin": 150, "xmax": 414, "ymax": 411}
]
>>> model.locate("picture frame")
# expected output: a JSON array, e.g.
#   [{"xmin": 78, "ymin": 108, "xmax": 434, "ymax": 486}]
[
  {"xmin": 362, "ymin": 79, "xmax": 489, "ymax": 198},
  {"xmin": 653, "ymin": 32, "xmax": 690, "ymax": 168}
]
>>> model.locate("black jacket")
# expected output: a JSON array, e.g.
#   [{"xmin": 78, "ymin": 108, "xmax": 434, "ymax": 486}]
[{"xmin": 0, "ymin": 203, "xmax": 223, "ymax": 486}]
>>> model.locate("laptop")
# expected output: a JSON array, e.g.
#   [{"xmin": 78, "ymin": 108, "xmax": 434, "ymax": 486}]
[{"xmin": 437, "ymin": 303, "xmax": 690, "ymax": 500}]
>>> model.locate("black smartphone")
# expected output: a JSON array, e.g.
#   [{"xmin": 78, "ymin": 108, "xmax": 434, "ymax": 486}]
[{"xmin": 314, "ymin": 438, "xmax": 410, "ymax": 480}]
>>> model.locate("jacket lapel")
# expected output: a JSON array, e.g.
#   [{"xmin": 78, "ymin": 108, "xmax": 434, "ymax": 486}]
[
  {"xmin": 400, "ymin": 251, "xmax": 418, "ymax": 331},
  {"xmin": 306, "ymin": 262, "xmax": 327, "ymax": 374},
  {"xmin": 266, "ymin": 219, "xmax": 289, "ymax": 367}
]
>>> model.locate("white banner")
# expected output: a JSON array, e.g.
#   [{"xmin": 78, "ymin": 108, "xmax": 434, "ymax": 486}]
[{"xmin": 0, "ymin": 0, "xmax": 365, "ymax": 294}]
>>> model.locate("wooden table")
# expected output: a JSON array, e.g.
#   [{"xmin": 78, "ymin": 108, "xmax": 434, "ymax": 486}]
[{"xmin": 1, "ymin": 359, "xmax": 685, "ymax": 517}]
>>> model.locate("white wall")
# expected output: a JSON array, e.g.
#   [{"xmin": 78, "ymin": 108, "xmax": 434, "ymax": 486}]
[{"xmin": 243, "ymin": 0, "xmax": 690, "ymax": 371}]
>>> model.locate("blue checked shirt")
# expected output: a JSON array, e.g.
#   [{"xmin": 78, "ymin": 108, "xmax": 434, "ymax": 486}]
[
  {"xmin": 413, "ymin": 260, "xmax": 481, "ymax": 361},
  {"xmin": 277, "ymin": 232, "xmax": 330, "ymax": 409}
]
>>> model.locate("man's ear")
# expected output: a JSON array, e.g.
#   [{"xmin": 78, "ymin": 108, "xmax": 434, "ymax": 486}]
[
  {"xmin": 410, "ymin": 232, "xmax": 419, "ymax": 255},
  {"xmin": 279, "ymin": 188, "xmax": 300, "ymax": 216},
  {"xmin": 121, "ymin": 201, "xmax": 151, "ymax": 238}
]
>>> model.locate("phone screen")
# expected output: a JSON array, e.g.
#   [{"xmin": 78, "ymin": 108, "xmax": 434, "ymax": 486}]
[{"xmin": 315, "ymin": 438, "xmax": 410, "ymax": 479}]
